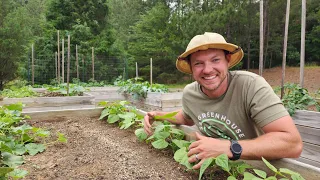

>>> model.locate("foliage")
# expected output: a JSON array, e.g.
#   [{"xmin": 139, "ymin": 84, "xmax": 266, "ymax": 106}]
[
  {"xmin": 43, "ymin": 83, "xmax": 87, "ymax": 96},
  {"xmin": 114, "ymin": 76, "xmax": 168, "ymax": 99},
  {"xmin": 99, "ymin": 103, "xmax": 305, "ymax": 179},
  {"xmin": 72, "ymin": 78, "xmax": 108, "ymax": 87},
  {"xmin": 0, "ymin": 103, "xmax": 67, "ymax": 179},
  {"xmin": 275, "ymin": 83, "xmax": 320, "ymax": 115},
  {"xmin": 98, "ymin": 101, "xmax": 144, "ymax": 130},
  {"xmin": 0, "ymin": 86, "xmax": 38, "ymax": 98}
]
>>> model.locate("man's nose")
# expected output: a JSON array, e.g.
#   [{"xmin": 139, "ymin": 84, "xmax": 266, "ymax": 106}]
[{"xmin": 203, "ymin": 63, "xmax": 212, "ymax": 74}]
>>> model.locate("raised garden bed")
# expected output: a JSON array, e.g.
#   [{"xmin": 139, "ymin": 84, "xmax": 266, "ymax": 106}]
[{"xmin": 21, "ymin": 107, "xmax": 320, "ymax": 180}]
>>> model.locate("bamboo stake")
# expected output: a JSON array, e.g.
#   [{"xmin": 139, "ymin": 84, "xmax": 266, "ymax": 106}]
[{"xmin": 55, "ymin": 51, "xmax": 57, "ymax": 80}]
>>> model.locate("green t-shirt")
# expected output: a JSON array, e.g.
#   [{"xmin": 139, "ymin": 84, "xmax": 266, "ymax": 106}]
[{"xmin": 182, "ymin": 71, "xmax": 288, "ymax": 140}]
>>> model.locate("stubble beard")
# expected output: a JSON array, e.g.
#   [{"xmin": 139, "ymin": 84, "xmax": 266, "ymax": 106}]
[{"xmin": 200, "ymin": 73, "xmax": 228, "ymax": 94}]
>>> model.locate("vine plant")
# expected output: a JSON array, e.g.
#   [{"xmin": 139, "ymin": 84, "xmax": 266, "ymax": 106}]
[
  {"xmin": 0, "ymin": 103, "xmax": 67, "ymax": 179},
  {"xmin": 99, "ymin": 102, "xmax": 305, "ymax": 180}
]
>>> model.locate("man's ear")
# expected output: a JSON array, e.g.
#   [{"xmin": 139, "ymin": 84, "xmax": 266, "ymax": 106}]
[{"xmin": 226, "ymin": 54, "xmax": 232, "ymax": 64}]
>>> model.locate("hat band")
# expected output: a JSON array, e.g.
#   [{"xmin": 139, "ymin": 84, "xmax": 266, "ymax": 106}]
[{"xmin": 230, "ymin": 46, "xmax": 242, "ymax": 54}]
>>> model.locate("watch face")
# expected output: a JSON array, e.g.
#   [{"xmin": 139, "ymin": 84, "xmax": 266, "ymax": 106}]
[{"xmin": 232, "ymin": 143, "xmax": 242, "ymax": 153}]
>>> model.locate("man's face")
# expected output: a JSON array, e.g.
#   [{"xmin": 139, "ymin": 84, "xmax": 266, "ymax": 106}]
[{"xmin": 190, "ymin": 49, "xmax": 230, "ymax": 97}]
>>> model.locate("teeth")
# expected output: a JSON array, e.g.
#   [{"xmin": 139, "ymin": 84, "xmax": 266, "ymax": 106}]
[{"xmin": 203, "ymin": 75, "xmax": 216, "ymax": 80}]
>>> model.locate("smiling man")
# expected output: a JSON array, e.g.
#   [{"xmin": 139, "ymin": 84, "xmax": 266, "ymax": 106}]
[{"xmin": 143, "ymin": 32, "xmax": 303, "ymax": 170}]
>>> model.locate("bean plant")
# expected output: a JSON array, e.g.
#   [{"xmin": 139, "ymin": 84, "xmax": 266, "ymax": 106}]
[
  {"xmin": 274, "ymin": 83, "xmax": 320, "ymax": 115},
  {"xmin": 114, "ymin": 76, "xmax": 168, "ymax": 99},
  {"xmin": 99, "ymin": 103, "xmax": 306, "ymax": 180}
]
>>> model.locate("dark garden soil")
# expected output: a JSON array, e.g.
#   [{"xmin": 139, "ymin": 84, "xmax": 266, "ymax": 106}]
[{"xmin": 20, "ymin": 117, "xmax": 229, "ymax": 180}]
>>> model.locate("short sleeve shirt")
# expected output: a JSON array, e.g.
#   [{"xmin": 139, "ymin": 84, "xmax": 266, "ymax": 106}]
[{"xmin": 182, "ymin": 71, "xmax": 289, "ymax": 140}]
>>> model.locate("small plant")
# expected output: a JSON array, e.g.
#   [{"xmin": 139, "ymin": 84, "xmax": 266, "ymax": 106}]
[
  {"xmin": 44, "ymin": 83, "xmax": 87, "ymax": 96},
  {"xmin": 0, "ymin": 86, "xmax": 38, "ymax": 98},
  {"xmin": 114, "ymin": 76, "xmax": 168, "ymax": 99},
  {"xmin": 98, "ymin": 101, "xmax": 144, "ymax": 129},
  {"xmin": 0, "ymin": 103, "xmax": 67, "ymax": 179},
  {"xmin": 274, "ymin": 83, "xmax": 320, "ymax": 115}
]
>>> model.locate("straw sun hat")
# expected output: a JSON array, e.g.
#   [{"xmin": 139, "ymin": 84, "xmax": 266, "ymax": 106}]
[{"xmin": 176, "ymin": 32, "xmax": 244, "ymax": 74}]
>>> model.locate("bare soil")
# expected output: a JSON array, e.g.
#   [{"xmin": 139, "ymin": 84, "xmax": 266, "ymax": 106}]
[
  {"xmin": 20, "ymin": 117, "xmax": 229, "ymax": 180},
  {"xmin": 249, "ymin": 66, "xmax": 320, "ymax": 93}
]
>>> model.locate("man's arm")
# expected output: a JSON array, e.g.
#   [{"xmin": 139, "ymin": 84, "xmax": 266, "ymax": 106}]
[
  {"xmin": 239, "ymin": 115, "xmax": 303, "ymax": 159},
  {"xmin": 187, "ymin": 115, "xmax": 303, "ymax": 169}
]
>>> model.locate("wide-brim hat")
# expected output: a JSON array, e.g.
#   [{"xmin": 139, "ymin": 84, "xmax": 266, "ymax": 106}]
[{"xmin": 176, "ymin": 32, "xmax": 244, "ymax": 74}]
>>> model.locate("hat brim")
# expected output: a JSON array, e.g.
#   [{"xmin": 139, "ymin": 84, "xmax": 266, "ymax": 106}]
[{"xmin": 176, "ymin": 43, "xmax": 244, "ymax": 74}]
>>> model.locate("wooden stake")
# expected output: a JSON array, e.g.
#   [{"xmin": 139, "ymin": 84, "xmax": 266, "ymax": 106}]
[
  {"xmin": 92, "ymin": 47, "xmax": 94, "ymax": 80},
  {"xmin": 62, "ymin": 38, "xmax": 65, "ymax": 83},
  {"xmin": 259, "ymin": 0, "xmax": 264, "ymax": 76},
  {"xmin": 150, "ymin": 58, "xmax": 152, "ymax": 86},
  {"xmin": 300, "ymin": 0, "xmax": 306, "ymax": 87},
  {"xmin": 32, "ymin": 44, "xmax": 34, "ymax": 85},
  {"xmin": 57, "ymin": 30, "xmax": 60, "ymax": 84},
  {"xmin": 76, "ymin": 44, "xmax": 79, "ymax": 79},
  {"xmin": 136, "ymin": 62, "xmax": 138, "ymax": 79},
  {"xmin": 55, "ymin": 51, "xmax": 57, "ymax": 80},
  {"xmin": 281, "ymin": 0, "xmax": 290, "ymax": 99},
  {"xmin": 67, "ymin": 35, "xmax": 70, "ymax": 96}
]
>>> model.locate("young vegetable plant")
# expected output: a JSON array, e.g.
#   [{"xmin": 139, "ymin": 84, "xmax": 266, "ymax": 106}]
[
  {"xmin": 135, "ymin": 112, "xmax": 186, "ymax": 153},
  {"xmin": 99, "ymin": 101, "xmax": 143, "ymax": 129},
  {"xmin": 0, "ymin": 103, "xmax": 67, "ymax": 179}
]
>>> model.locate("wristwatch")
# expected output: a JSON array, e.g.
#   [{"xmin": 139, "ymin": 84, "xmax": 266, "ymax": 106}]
[{"xmin": 230, "ymin": 140, "xmax": 242, "ymax": 160}]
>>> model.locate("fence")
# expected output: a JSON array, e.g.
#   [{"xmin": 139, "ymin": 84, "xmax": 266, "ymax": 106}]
[{"xmin": 27, "ymin": 52, "xmax": 126, "ymax": 85}]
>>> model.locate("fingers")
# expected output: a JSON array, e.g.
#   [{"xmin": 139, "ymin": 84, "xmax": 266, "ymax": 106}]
[
  {"xmin": 192, "ymin": 159, "xmax": 205, "ymax": 170},
  {"xmin": 195, "ymin": 132, "xmax": 204, "ymax": 140},
  {"xmin": 187, "ymin": 153, "xmax": 205, "ymax": 170},
  {"xmin": 143, "ymin": 112, "xmax": 155, "ymax": 135}
]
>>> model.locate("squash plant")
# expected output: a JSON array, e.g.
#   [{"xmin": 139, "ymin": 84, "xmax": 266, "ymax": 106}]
[{"xmin": 0, "ymin": 103, "xmax": 67, "ymax": 179}]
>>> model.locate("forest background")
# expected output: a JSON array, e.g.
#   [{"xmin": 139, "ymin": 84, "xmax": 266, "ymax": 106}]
[{"xmin": 0, "ymin": 0, "xmax": 319, "ymax": 90}]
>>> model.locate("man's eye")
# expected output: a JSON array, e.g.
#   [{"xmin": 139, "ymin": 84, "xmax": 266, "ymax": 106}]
[{"xmin": 212, "ymin": 59, "xmax": 220, "ymax": 62}]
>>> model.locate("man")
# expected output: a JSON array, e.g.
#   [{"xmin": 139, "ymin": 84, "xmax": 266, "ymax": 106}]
[{"xmin": 143, "ymin": 32, "xmax": 302, "ymax": 170}]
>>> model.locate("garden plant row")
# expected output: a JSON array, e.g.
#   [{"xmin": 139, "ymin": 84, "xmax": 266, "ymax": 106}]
[{"xmin": 98, "ymin": 101, "xmax": 305, "ymax": 180}]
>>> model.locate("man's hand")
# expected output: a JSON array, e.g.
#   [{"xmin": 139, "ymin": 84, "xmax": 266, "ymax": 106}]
[
  {"xmin": 187, "ymin": 132, "xmax": 232, "ymax": 169},
  {"xmin": 143, "ymin": 112, "xmax": 156, "ymax": 135}
]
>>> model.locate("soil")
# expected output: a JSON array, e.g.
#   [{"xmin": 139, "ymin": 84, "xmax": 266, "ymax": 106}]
[
  {"xmin": 248, "ymin": 66, "xmax": 320, "ymax": 93},
  {"xmin": 20, "ymin": 117, "xmax": 229, "ymax": 180}
]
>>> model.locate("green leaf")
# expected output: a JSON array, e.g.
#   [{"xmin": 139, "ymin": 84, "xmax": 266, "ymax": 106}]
[
  {"xmin": 4, "ymin": 103, "xmax": 24, "ymax": 111},
  {"xmin": 107, "ymin": 114, "xmax": 120, "ymax": 123},
  {"xmin": 0, "ymin": 167, "xmax": 14, "ymax": 176},
  {"xmin": 170, "ymin": 128, "xmax": 184, "ymax": 136},
  {"xmin": 57, "ymin": 133, "xmax": 67, "ymax": 143},
  {"xmin": 262, "ymin": 157, "xmax": 277, "ymax": 173},
  {"xmin": 135, "ymin": 128, "xmax": 148, "ymax": 141},
  {"xmin": 171, "ymin": 139, "xmax": 190, "ymax": 149},
  {"xmin": 253, "ymin": 169, "xmax": 267, "ymax": 178},
  {"xmin": 227, "ymin": 176, "xmax": 237, "ymax": 180},
  {"xmin": 199, "ymin": 158, "xmax": 214, "ymax": 180},
  {"xmin": 99, "ymin": 109, "xmax": 110, "ymax": 120},
  {"xmin": 243, "ymin": 172, "xmax": 262, "ymax": 180},
  {"xmin": 2, "ymin": 152, "xmax": 24, "ymax": 167},
  {"xmin": 7, "ymin": 168, "xmax": 28, "ymax": 179},
  {"xmin": 173, "ymin": 147, "xmax": 193, "ymax": 169},
  {"xmin": 154, "ymin": 131, "xmax": 170, "ymax": 139},
  {"xmin": 25, "ymin": 143, "xmax": 45, "ymax": 156},
  {"xmin": 291, "ymin": 174, "xmax": 305, "ymax": 180},
  {"xmin": 0, "ymin": 143, "xmax": 13, "ymax": 154},
  {"xmin": 154, "ymin": 111, "xmax": 178, "ymax": 121},
  {"xmin": 265, "ymin": 177, "xmax": 277, "ymax": 180},
  {"xmin": 215, "ymin": 154, "xmax": 230, "ymax": 172},
  {"xmin": 151, "ymin": 139, "xmax": 168, "ymax": 149}
]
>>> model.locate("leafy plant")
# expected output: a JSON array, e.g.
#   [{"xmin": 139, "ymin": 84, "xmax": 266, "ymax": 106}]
[
  {"xmin": 98, "ymin": 101, "xmax": 144, "ymax": 129},
  {"xmin": 0, "ymin": 86, "xmax": 38, "ymax": 98},
  {"xmin": 72, "ymin": 78, "xmax": 109, "ymax": 87},
  {"xmin": 274, "ymin": 83, "xmax": 320, "ymax": 115},
  {"xmin": 43, "ymin": 83, "xmax": 87, "ymax": 96},
  {"xmin": 0, "ymin": 103, "xmax": 67, "ymax": 179},
  {"xmin": 114, "ymin": 76, "xmax": 168, "ymax": 99}
]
